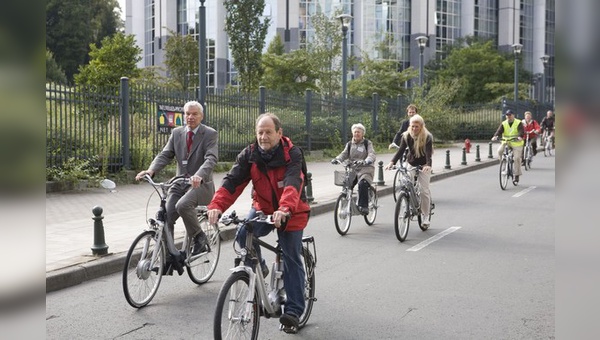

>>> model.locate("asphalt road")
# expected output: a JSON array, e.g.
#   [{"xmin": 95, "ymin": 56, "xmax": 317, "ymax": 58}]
[{"xmin": 46, "ymin": 155, "xmax": 555, "ymax": 339}]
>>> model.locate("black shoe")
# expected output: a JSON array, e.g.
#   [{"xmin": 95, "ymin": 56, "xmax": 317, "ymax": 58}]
[
  {"xmin": 280, "ymin": 313, "xmax": 299, "ymax": 334},
  {"xmin": 191, "ymin": 233, "xmax": 210, "ymax": 256},
  {"xmin": 514, "ymin": 175, "xmax": 520, "ymax": 184},
  {"xmin": 358, "ymin": 206, "xmax": 369, "ymax": 215}
]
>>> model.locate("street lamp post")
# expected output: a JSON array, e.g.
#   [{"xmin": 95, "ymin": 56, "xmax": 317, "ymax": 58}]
[
  {"xmin": 512, "ymin": 43, "xmax": 523, "ymax": 115},
  {"xmin": 416, "ymin": 36, "xmax": 428, "ymax": 86},
  {"xmin": 540, "ymin": 54, "xmax": 550, "ymax": 103},
  {"xmin": 337, "ymin": 14, "xmax": 352, "ymax": 144},
  {"xmin": 198, "ymin": 0, "xmax": 207, "ymax": 116}
]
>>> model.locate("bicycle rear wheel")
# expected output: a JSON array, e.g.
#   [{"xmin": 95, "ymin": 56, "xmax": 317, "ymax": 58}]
[
  {"xmin": 499, "ymin": 159, "xmax": 509, "ymax": 190},
  {"xmin": 214, "ymin": 271, "xmax": 260, "ymax": 340},
  {"xmin": 187, "ymin": 216, "xmax": 221, "ymax": 284},
  {"xmin": 392, "ymin": 170, "xmax": 402, "ymax": 202},
  {"xmin": 123, "ymin": 230, "xmax": 164, "ymax": 308},
  {"xmin": 364, "ymin": 186, "xmax": 378, "ymax": 225},
  {"xmin": 298, "ymin": 245, "xmax": 316, "ymax": 328},
  {"xmin": 334, "ymin": 194, "xmax": 352, "ymax": 235},
  {"xmin": 394, "ymin": 192, "xmax": 410, "ymax": 242}
]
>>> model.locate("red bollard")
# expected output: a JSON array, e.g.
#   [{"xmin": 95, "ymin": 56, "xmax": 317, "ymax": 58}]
[{"xmin": 464, "ymin": 138, "xmax": 472, "ymax": 153}]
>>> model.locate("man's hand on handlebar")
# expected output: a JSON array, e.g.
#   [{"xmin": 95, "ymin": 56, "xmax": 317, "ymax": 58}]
[
  {"xmin": 207, "ymin": 209, "xmax": 222, "ymax": 225},
  {"xmin": 273, "ymin": 210, "xmax": 290, "ymax": 229},
  {"xmin": 135, "ymin": 170, "xmax": 154, "ymax": 181},
  {"xmin": 189, "ymin": 175, "xmax": 203, "ymax": 189}
]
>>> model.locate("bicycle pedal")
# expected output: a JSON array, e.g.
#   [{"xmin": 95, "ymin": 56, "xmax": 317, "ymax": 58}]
[{"xmin": 280, "ymin": 325, "xmax": 298, "ymax": 334}]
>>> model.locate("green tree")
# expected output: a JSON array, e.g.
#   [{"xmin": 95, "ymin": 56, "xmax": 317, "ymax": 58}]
[
  {"xmin": 164, "ymin": 30, "xmax": 199, "ymax": 90},
  {"xmin": 261, "ymin": 36, "xmax": 319, "ymax": 95},
  {"xmin": 74, "ymin": 32, "xmax": 142, "ymax": 87},
  {"xmin": 429, "ymin": 38, "xmax": 530, "ymax": 104},
  {"xmin": 305, "ymin": 10, "xmax": 343, "ymax": 98},
  {"xmin": 224, "ymin": 0, "xmax": 270, "ymax": 92},
  {"xmin": 46, "ymin": 0, "xmax": 123, "ymax": 82},
  {"xmin": 46, "ymin": 49, "xmax": 67, "ymax": 84},
  {"xmin": 348, "ymin": 52, "xmax": 417, "ymax": 99}
]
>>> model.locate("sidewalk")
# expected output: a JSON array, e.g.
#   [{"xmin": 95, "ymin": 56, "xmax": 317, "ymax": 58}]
[{"xmin": 46, "ymin": 143, "xmax": 497, "ymax": 292}]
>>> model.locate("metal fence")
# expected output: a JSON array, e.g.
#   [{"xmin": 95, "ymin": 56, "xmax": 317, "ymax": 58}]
[{"xmin": 46, "ymin": 79, "xmax": 552, "ymax": 172}]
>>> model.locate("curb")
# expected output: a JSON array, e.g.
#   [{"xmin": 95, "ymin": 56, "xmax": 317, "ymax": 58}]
[{"xmin": 46, "ymin": 159, "xmax": 497, "ymax": 293}]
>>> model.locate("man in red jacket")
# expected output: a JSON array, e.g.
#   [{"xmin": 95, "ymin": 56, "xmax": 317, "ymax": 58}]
[{"xmin": 207, "ymin": 112, "xmax": 310, "ymax": 333}]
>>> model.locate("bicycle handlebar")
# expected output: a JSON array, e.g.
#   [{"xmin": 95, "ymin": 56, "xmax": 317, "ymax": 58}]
[
  {"xmin": 220, "ymin": 210, "xmax": 288, "ymax": 230},
  {"xmin": 142, "ymin": 174, "xmax": 190, "ymax": 187}
]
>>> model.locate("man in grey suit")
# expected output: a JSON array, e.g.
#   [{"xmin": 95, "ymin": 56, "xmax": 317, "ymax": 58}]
[{"xmin": 135, "ymin": 101, "xmax": 218, "ymax": 257}]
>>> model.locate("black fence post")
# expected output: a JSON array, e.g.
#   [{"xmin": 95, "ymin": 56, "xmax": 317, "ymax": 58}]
[
  {"xmin": 91, "ymin": 206, "xmax": 109, "ymax": 256},
  {"xmin": 475, "ymin": 144, "xmax": 481, "ymax": 162},
  {"xmin": 120, "ymin": 77, "xmax": 130, "ymax": 169},
  {"xmin": 372, "ymin": 93, "xmax": 379, "ymax": 135},
  {"xmin": 376, "ymin": 161, "xmax": 385, "ymax": 185},
  {"xmin": 305, "ymin": 172, "xmax": 314, "ymax": 203},
  {"xmin": 488, "ymin": 142, "xmax": 494, "ymax": 159},
  {"xmin": 461, "ymin": 147, "xmax": 467, "ymax": 165},
  {"xmin": 259, "ymin": 86, "xmax": 266, "ymax": 114},
  {"xmin": 445, "ymin": 150, "xmax": 452, "ymax": 169},
  {"xmin": 305, "ymin": 89, "xmax": 312, "ymax": 151}
]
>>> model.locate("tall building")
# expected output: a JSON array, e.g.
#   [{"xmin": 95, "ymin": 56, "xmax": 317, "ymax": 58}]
[{"xmin": 126, "ymin": 0, "xmax": 554, "ymax": 102}]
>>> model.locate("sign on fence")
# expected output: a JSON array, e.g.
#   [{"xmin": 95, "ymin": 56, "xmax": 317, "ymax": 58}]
[{"xmin": 157, "ymin": 104, "xmax": 184, "ymax": 134}]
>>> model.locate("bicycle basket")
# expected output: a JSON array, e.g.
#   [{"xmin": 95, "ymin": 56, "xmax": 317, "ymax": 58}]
[{"xmin": 334, "ymin": 170, "xmax": 345, "ymax": 186}]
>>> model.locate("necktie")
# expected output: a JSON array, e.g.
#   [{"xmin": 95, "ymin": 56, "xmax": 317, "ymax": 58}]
[{"xmin": 187, "ymin": 131, "xmax": 194, "ymax": 153}]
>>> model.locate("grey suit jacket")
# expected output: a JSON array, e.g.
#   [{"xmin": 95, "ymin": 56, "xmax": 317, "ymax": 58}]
[{"xmin": 148, "ymin": 124, "xmax": 218, "ymax": 182}]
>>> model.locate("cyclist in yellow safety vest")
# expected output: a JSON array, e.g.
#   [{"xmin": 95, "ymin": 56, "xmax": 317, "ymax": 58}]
[{"xmin": 491, "ymin": 109, "xmax": 525, "ymax": 183}]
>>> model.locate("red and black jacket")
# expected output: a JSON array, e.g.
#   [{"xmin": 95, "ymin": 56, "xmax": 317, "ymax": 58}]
[{"xmin": 208, "ymin": 136, "xmax": 310, "ymax": 231}]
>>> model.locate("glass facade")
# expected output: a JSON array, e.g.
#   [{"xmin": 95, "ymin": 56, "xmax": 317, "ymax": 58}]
[
  {"xmin": 545, "ymin": 0, "xmax": 554, "ymax": 90},
  {"xmin": 435, "ymin": 0, "xmax": 462, "ymax": 58},
  {"xmin": 519, "ymin": 0, "xmax": 534, "ymax": 72},
  {"xmin": 144, "ymin": 0, "xmax": 155, "ymax": 66},
  {"xmin": 363, "ymin": 0, "xmax": 411, "ymax": 70},
  {"xmin": 474, "ymin": 0, "xmax": 498, "ymax": 43}
]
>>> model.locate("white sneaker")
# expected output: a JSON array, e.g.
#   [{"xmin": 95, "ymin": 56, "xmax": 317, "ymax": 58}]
[{"xmin": 422, "ymin": 215, "xmax": 430, "ymax": 225}]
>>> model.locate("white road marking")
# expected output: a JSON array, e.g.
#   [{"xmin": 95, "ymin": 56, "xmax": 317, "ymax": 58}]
[
  {"xmin": 512, "ymin": 186, "xmax": 537, "ymax": 198},
  {"xmin": 407, "ymin": 227, "xmax": 462, "ymax": 251}
]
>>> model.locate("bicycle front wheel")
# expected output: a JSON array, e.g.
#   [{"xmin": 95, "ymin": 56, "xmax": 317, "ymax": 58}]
[
  {"xmin": 394, "ymin": 192, "xmax": 410, "ymax": 242},
  {"xmin": 123, "ymin": 230, "xmax": 165, "ymax": 308},
  {"xmin": 214, "ymin": 271, "xmax": 260, "ymax": 340},
  {"xmin": 334, "ymin": 194, "xmax": 352, "ymax": 235},
  {"xmin": 524, "ymin": 147, "xmax": 530, "ymax": 171},
  {"xmin": 187, "ymin": 216, "xmax": 221, "ymax": 284},
  {"xmin": 364, "ymin": 186, "xmax": 378, "ymax": 225},
  {"xmin": 298, "ymin": 246, "xmax": 316, "ymax": 328},
  {"xmin": 392, "ymin": 170, "xmax": 402, "ymax": 202},
  {"xmin": 499, "ymin": 159, "xmax": 509, "ymax": 190}
]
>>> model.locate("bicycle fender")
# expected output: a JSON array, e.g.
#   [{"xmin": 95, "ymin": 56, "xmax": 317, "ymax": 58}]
[{"xmin": 230, "ymin": 265, "xmax": 253, "ymax": 276}]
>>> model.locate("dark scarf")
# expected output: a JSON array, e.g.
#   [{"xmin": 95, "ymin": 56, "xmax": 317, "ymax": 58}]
[{"xmin": 257, "ymin": 143, "xmax": 280, "ymax": 163}]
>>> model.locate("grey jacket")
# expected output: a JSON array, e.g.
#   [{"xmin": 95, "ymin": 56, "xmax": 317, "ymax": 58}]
[{"xmin": 149, "ymin": 124, "xmax": 218, "ymax": 183}]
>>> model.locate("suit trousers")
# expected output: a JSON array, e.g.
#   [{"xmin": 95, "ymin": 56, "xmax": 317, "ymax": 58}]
[{"xmin": 166, "ymin": 181, "xmax": 215, "ymax": 238}]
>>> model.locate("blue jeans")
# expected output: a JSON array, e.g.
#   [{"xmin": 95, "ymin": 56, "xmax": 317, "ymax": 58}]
[{"xmin": 236, "ymin": 208, "xmax": 306, "ymax": 318}]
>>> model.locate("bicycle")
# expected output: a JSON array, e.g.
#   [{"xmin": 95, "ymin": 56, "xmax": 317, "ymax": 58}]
[
  {"xmin": 392, "ymin": 164, "xmax": 435, "ymax": 242},
  {"xmin": 213, "ymin": 211, "xmax": 317, "ymax": 339},
  {"xmin": 498, "ymin": 137, "xmax": 520, "ymax": 190},
  {"xmin": 523, "ymin": 134, "xmax": 534, "ymax": 171},
  {"xmin": 542, "ymin": 129, "xmax": 554, "ymax": 157},
  {"xmin": 333, "ymin": 160, "xmax": 378, "ymax": 235},
  {"xmin": 391, "ymin": 148, "xmax": 408, "ymax": 202},
  {"xmin": 122, "ymin": 174, "xmax": 221, "ymax": 308}
]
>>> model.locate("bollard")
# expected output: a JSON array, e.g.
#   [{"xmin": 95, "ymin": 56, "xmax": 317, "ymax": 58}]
[
  {"xmin": 475, "ymin": 144, "xmax": 481, "ymax": 162},
  {"xmin": 461, "ymin": 147, "xmax": 467, "ymax": 165},
  {"xmin": 91, "ymin": 206, "xmax": 109, "ymax": 256},
  {"xmin": 305, "ymin": 172, "xmax": 314, "ymax": 203},
  {"xmin": 376, "ymin": 161, "xmax": 385, "ymax": 185},
  {"xmin": 488, "ymin": 142, "xmax": 494, "ymax": 159},
  {"xmin": 444, "ymin": 150, "xmax": 451, "ymax": 169}
]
